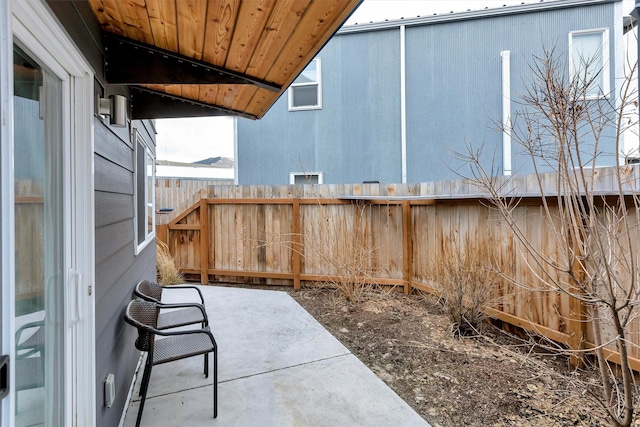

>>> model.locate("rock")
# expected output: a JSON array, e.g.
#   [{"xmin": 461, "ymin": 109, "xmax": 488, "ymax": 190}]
[{"xmin": 433, "ymin": 372, "xmax": 459, "ymax": 384}]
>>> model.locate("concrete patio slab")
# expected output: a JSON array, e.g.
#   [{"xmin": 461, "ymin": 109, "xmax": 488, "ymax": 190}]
[{"xmin": 122, "ymin": 286, "xmax": 429, "ymax": 426}]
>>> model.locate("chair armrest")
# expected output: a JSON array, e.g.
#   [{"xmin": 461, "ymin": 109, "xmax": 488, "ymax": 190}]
[
  {"xmin": 157, "ymin": 302, "xmax": 209, "ymax": 323},
  {"xmin": 161, "ymin": 285, "xmax": 205, "ymax": 304},
  {"xmin": 16, "ymin": 320, "xmax": 44, "ymax": 343},
  {"xmin": 16, "ymin": 321, "xmax": 45, "ymax": 358}
]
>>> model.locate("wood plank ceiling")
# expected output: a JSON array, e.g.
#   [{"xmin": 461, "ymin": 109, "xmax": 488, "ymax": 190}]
[{"xmin": 87, "ymin": 0, "xmax": 362, "ymax": 120}]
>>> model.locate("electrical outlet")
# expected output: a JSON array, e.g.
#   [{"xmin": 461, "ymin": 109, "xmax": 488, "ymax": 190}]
[{"xmin": 104, "ymin": 373, "xmax": 115, "ymax": 408}]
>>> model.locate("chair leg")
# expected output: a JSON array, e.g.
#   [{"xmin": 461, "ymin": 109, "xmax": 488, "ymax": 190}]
[
  {"xmin": 204, "ymin": 353, "xmax": 209, "ymax": 378},
  {"xmin": 213, "ymin": 348, "xmax": 218, "ymax": 418},
  {"xmin": 139, "ymin": 356, "xmax": 152, "ymax": 397},
  {"xmin": 136, "ymin": 362, "xmax": 153, "ymax": 427}
]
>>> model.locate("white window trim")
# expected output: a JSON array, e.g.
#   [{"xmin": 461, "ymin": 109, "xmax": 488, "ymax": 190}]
[
  {"xmin": 568, "ymin": 28, "xmax": 610, "ymax": 100},
  {"xmin": 288, "ymin": 58, "xmax": 322, "ymax": 111},
  {"xmin": 289, "ymin": 172, "xmax": 324, "ymax": 184},
  {"xmin": 134, "ymin": 129, "xmax": 156, "ymax": 254},
  {"xmin": 9, "ymin": 0, "xmax": 96, "ymax": 425}
]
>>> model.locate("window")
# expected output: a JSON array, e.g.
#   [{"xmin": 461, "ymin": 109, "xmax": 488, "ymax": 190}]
[
  {"xmin": 288, "ymin": 58, "xmax": 322, "ymax": 110},
  {"xmin": 134, "ymin": 129, "xmax": 156, "ymax": 253},
  {"xmin": 290, "ymin": 172, "xmax": 323, "ymax": 184},
  {"xmin": 569, "ymin": 28, "xmax": 609, "ymax": 99}
]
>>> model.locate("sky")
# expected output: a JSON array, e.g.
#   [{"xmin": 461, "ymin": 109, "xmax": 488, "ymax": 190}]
[
  {"xmin": 156, "ymin": 0, "xmax": 636, "ymax": 163},
  {"xmin": 156, "ymin": 116, "xmax": 234, "ymax": 162}
]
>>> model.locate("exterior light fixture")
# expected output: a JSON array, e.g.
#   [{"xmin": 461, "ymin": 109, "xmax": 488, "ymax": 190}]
[{"xmin": 99, "ymin": 94, "xmax": 128, "ymax": 127}]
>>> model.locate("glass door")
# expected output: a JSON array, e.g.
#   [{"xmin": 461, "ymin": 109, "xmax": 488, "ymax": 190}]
[{"xmin": 13, "ymin": 44, "xmax": 65, "ymax": 426}]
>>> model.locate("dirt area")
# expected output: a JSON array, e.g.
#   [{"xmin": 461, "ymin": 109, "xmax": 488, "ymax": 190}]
[{"xmin": 286, "ymin": 287, "xmax": 615, "ymax": 427}]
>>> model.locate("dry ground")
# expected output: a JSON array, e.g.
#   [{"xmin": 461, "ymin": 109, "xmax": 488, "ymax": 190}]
[{"xmin": 286, "ymin": 287, "xmax": 619, "ymax": 427}]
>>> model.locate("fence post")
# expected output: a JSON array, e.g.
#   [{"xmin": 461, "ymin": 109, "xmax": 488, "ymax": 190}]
[
  {"xmin": 568, "ymin": 223, "xmax": 586, "ymax": 367},
  {"xmin": 292, "ymin": 199, "xmax": 301, "ymax": 290},
  {"xmin": 402, "ymin": 201, "xmax": 412, "ymax": 295},
  {"xmin": 199, "ymin": 198, "xmax": 209, "ymax": 285},
  {"xmin": 156, "ymin": 224, "xmax": 168, "ymax": 246},
  {"xmin": 568, "ymin": 281, "xmax": 586, "ymax": 367}
]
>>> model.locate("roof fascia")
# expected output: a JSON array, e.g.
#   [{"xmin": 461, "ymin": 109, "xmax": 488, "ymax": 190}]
[
  {"xmin": 103, "ymin": 32, "xmax": 281, "ymax": 92},
  {"xmin": 338, "ymin": 0, "xmax": 621, "ymax": 34},
  {"xmin": 130, "ymin": 87, "xmax": 257, "ymax": 120}
]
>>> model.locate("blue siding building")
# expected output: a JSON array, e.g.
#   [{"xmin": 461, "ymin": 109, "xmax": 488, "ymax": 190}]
[{"xmin": 237, "ymin": 0, "xmax": 635, "ymax": 185}]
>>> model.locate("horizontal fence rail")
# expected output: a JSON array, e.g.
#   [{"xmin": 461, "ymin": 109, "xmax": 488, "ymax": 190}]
[{"xmin": 158, "ymin": 167, "xmax": 640, "ymax": 372}]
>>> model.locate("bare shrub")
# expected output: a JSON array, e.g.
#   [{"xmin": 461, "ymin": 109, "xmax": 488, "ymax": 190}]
[
  {"xmin": 463, "ymin": 46, "xmax": 640, "ymax": 426},
  {"xmin": 156, "ymin": 240, "xmax": 184, "ymax": 285},
  {"xmin": 429, "ymin": 232, "xmax": 504, "ymax": 336},
  {"xmin": 304, "ymin": 202, "xmax": 380, "ymax": 303}
]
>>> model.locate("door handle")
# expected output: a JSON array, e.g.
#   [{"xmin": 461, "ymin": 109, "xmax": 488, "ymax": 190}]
[
  {"xmin": 0, "ymin": 355, "xmax": 9, "ymax": 400},
  {"xmin": 69, "ymin": 269, "xmax": 82, "ymax": 324}
]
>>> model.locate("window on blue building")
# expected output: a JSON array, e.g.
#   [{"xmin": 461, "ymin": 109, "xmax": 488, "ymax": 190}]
[
  {"xmin": 289, "ymin": 58, "xmax": 322, "ymax": 110},
  {"xmin": 290, "ymin": 172, "xmax": 323, "ymax": 184},
  {"xmin": 569, "ymin": 28, "xmax": 610, "ymax": 99}
]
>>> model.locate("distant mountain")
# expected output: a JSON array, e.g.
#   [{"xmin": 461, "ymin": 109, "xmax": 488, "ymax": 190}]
[
  {"xmin": 194, "ymin": 156, "xmax": 222, "ymax": 165},
  {"xmin": 193, "ymin": 157, "xmax": 234, "ymax": 167}
]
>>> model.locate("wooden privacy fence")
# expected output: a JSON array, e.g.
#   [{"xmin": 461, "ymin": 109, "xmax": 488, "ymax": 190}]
[
  {"xmin": 157, "ymin": 176, "xmax": 640, "ymax": 371},
  {"xmin": 155, "ymin": 178, "xmax": 233, "ymax": 225},
  {"xmin": 15, "ymin": 180, "xmax": 44, "ymax": 306}
]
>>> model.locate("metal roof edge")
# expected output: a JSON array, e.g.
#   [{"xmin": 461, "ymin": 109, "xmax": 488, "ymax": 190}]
[{"xmin": 338, "ymin": 0, "xmax": 621, "ymax": 35}]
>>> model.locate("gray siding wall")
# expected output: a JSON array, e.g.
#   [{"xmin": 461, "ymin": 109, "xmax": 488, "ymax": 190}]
[
  {"xmin": 46, "ymin": 3, "xmax": 157, "ymax": 427},
  {"xmin": 93, "ymin": 119, "xmax": 156, "ymax": 427},
  {"xmin": 237, "ymin": 1, "xmax": 619, "ymax": 185}
]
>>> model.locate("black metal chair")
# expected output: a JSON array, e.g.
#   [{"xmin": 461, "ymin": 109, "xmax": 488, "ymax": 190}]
[
  {"xmin": 134, "ymin": 280, "xmax": 208, "ymax": 330},
  {"xmin": 124, "ymin": 298, "xmax": 218, "ymax": 427},
  {"xmin": 15, "ymin": 321, "xmax": 45, "ymax": 407}
]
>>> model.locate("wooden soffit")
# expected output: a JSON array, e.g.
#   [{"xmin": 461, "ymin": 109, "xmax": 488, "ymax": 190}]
[{"xmin": 88, "ymin": 0, "xmax": 362, "ymax": 120}]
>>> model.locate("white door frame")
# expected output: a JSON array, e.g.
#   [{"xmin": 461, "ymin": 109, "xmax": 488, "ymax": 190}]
[
  {"xmin": 2, "ymin": 0, "xmax": 96, "ymax": 425},
  {"xmin": 0, "ymin": 0, "xmax": 13, "ymax": 421}
]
